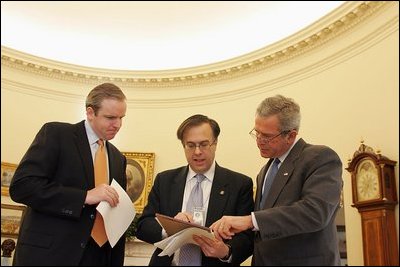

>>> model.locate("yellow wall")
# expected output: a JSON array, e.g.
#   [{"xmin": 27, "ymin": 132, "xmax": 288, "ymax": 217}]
[{"xmin": 1, "ymin": 2, "xmax": 398, "ymax": 265}]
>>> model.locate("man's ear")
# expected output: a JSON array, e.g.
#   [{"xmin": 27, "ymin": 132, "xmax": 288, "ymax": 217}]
[
  {"xmin": 86, "ymin": 106, "xmax": 95, "ymax": 119},
  {"xmin": 288, "ymin": 130, "xmax": 298, "ymax": 141}
]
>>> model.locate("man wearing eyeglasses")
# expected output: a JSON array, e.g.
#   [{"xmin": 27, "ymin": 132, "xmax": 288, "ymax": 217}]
[
  {"xmin": 211, "ymin": 95, "xmax": 343, "ymax": 266},
  {"xmin": 137, "ymin": 114, "xmax": 254, "ymax": 266}
]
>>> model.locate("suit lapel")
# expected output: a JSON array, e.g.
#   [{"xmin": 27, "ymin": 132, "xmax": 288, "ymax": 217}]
[
  {"xmin": 170, "ymin": 167, "xmax": 189, "ymax": 216},
  {"xmin": 74, "ymin": 121, "xmax": 94, "ymax": 189},
  {"xmin": 263, "ymin": 162, "xmax": 293, "ymax": 208},
  {"xmin": 262, "ymin": 139, "xmax": 307, "ymax": 208},
  {"xmin": 206, "ymin": 164, "xmax": 229, "ymax": 227},
  {"xmin": 255, "ymin": 161, "xmax": 271, "ymax": 210}
]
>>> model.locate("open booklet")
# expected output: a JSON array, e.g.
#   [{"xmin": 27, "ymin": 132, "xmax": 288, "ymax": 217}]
[
  {"xmin": 155, "ymin": 213, "xmax": 211, "ymax": 236},
  {"xmin": 154, "ymin": 213, "xmax": 215, "ymax": 256}
]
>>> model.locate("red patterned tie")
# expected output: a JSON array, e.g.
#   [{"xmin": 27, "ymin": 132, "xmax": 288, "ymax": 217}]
[{"xmin": 91, "ymin": 139, "xmax": 108, "ymax": 246}]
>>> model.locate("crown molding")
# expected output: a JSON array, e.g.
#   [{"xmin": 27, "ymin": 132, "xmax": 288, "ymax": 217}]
[{"xmin": 1, "ymin": 1, "xmax": 392, "ymax": 88}]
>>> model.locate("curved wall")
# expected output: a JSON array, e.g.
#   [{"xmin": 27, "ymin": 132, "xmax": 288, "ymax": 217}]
[{"xmin": 1, "ymin": 2, "xmax": 398, "ymax": 265}]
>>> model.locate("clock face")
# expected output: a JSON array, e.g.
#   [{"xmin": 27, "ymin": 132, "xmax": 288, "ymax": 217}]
[{"xmin": 356, "ymin": 159, "xmax": 381, "ymax": 201}]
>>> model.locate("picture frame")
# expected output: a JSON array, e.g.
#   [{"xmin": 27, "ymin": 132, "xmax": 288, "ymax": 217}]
[
  {"xmin": 1, "ymin": 162, "xmax": 18, "ymax": 196},
  {"xmin": 122, "ymin": 152, "xmax": 155, "ymax": 213},
  {"xmin": 1, "ymin": 203, "xmax": 26, "ymax": 238},
  {"xmin": 1, "ymin": 154, "xmax": 157, "ymax": 213}
]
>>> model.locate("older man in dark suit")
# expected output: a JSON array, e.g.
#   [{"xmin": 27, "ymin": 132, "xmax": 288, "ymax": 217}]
[{"xmin": 211, "ymin": 95, "xmax": 343, "ymax": 266}]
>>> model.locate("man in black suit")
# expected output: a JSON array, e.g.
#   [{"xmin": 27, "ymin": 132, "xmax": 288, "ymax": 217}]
[
  {"xmin": 10, "ymin": 83, "xmax": 128, "ymax": 266},
  {"xmin": 136, "ymin": 114, "xmax": 254, "ymax": 266}
]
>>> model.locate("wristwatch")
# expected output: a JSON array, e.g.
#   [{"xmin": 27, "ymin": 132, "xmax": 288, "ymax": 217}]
[{"xmin": 221, "ymin": 244, "xmax": 232, "ymax": 261}]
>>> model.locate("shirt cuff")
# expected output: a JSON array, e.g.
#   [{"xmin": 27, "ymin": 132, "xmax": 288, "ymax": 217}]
[{"xmin": 251, "ymin": 212, "xmax": 259, "ymax": 231}]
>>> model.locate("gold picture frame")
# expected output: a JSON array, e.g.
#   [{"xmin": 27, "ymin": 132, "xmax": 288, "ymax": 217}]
[
  {"xmin": 1, "ymin": 154, "xmax": 156, "ymax": 213},
  {"xmin": 1, "ymin": 203, "xmax": 26, "ymax": 238},
  {"xmin": 1, "ymin": 162, "xmax": 18, "ymax": 196},
  {"xmin": 122, "ymin": 152, "xmax": 155, "ymax": 214}
]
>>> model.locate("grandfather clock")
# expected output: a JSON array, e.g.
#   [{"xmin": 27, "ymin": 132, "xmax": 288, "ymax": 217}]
[{"xmin": 347, "ymin": 142, "xmax": 399, "ymax": 266}]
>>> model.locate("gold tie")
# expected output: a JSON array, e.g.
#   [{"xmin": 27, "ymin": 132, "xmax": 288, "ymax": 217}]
[{"xmin": 91, "ymin": 139, "xmax": 108, "ymax": 247}]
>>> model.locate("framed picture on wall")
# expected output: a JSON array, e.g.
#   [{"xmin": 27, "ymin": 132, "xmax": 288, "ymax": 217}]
[
  {"xmin": 1, "ymin": 203, "xmax": 26, "ymax": 238},
  {"xmin": 1, "ymin": 162, "xmax": 18, "ymax": 196},
  {"xmin": 122, "ymin": 152, "xmax": 155, "ymax": 214},
  {"xmin": 1, "ymin": 154, "xmax": 157, "ymax": 214}
]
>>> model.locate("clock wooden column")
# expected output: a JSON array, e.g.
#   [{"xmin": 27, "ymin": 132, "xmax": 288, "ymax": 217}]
[{"xmin": 347, "ymin": 142, "xmax": 398, "ymax": 266}]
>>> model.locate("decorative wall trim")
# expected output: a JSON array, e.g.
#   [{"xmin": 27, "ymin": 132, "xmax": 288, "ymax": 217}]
[
  {"xmin": 1, "ymin": 2, "xmax": 391, "ymax": 88},
  {"xmin": 2, "ymin": 2, "xmax": 397, "ymax": 109},
  {"xmin": 1, "ymin": 80, "xmax": 85, "ymax": 104}
]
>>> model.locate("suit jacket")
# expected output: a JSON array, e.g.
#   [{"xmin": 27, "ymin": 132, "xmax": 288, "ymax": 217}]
[
  {"xmin": 9, "ymin": 121, "xmax": 127, "ymax": 266},
  {"xmin": 253, "ymin": 138, "xmax": 342, "ymax": 266},
  {"xmin": 136, "ymin": 163, "xmax": 254, "ymax": 266}
]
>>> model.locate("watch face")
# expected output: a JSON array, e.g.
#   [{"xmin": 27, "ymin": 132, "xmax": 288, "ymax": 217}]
[{"xmin": 356, "ymin": 158, "xmax": 381, "ymax": 201}]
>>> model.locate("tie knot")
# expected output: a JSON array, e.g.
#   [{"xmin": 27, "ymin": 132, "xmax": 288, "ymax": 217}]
[
  {"xmin": 97, "ymin": 139, "xmax": 104, "ymax": 147},
  {"xmin": 195, "ymin": 173, "xmax": 206, "ymax": 183},
  {"xmin": 273, "ymin": 158, "xmax": 280, "ymax": 165}
]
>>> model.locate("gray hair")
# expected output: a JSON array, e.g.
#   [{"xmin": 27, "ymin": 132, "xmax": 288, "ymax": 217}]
[{"xmin": 256, "ymin": 95, "xmax": 301, "ymax": 132}]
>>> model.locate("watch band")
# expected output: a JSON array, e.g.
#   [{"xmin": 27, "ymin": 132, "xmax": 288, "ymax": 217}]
[{"xmin": 221, "ymin": 244, "xmax": 232, "ymax": 261}]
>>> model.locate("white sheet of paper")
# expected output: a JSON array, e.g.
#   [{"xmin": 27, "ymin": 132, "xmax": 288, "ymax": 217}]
[
  {"xmin": 154, "ymin": 227, "xmax": 215, "ymax": 256},
  {"xmin": 97, "ymin": 179, "xmax": 136, "ymax": 248}
]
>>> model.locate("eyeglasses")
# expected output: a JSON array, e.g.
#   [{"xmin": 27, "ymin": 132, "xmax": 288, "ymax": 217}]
[
  {"xmin": 249, "ymin": 129, "xmax": 290, "ymax": 143},
  {"xmin": 184, "ymin": 140, "xmax": 216, "ymax": 152}
]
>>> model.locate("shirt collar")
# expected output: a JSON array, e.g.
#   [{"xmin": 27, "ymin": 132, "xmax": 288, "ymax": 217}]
[
  {"xmin": 84, "ymin": 120, "xmax": 101, "ymax": 146},
  {"xmin": 187, "ymin": 161, "xmax": 215, "ymax": 183},
  {"xmin": 276, "ymin": 137, "xmax": 300, "ymax": 163}
]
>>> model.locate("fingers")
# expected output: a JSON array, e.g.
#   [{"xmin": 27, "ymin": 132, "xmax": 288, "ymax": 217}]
[
  {"xmin": 210, "ymin": 218, "xmax": 234, "ymax": 240},
  {"xmin": 210, "ymin": 221, "xmax": 224, "ymax": 240},
  {"xmin": 174, "ymin": 212, "xmax": 193, "ymax": 222},
  {"xmin": 193, "ymin": 235, "xmax": 229, "ymax": 258},
  {"xmin": 193, "ymin": 235, "xmax": 213, "ymax": 256},
  {"xmin": 210, "ymin": 217, "xmax": 227, "ymax": 230},
  {"xmin": 218, "ymin": 224, "xmax": 234, "ymax": 240},
  {"xmin": 193, "ymin": 235, "xmax": 214, "ymax": 246},
  {"xmin": 105, "ymin": 186, "xmax": 119, "ymax": 207},
  {"xmin": 85, "ymin": 184, "xmax": 119, "ymax": 206},
  {"xmin": 98, "ymin": 184, "xmax": 119, "ymax": 207}
]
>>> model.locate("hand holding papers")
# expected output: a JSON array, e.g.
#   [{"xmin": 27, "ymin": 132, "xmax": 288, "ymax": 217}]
[
  {"xmin": 154, "ymin": 213, "xmax": 215, "ymax": 256},
  {"xmin": 96, "ymin": 179, "xmax": 136, "ymax": 247},
  {"xmin": 156, "ymin": 213, "xmax": 210, "ymax": 235}
]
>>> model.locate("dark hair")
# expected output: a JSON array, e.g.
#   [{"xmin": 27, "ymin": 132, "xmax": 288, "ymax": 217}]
[
  {"xmin": 85, "ymin": 83, "xmax": 126, "ymax": 115},
  {"xmin": 177, "ymin": 114, "xmax": 220, "ymax": 142}
]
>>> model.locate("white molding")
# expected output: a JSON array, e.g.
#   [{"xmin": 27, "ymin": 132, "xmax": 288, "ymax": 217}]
[{"xmin": 1, "ymin": 1, "xmax": 398, "ymax": 109}]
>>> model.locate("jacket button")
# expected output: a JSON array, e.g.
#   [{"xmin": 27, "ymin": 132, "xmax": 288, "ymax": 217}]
[
  {"xmin": 80, "ymin": 242, "xmax": 86, "ymax": 248},
  {"xmin": 90, "ymin": 214, "xmax": 95, "ymax": 219}
]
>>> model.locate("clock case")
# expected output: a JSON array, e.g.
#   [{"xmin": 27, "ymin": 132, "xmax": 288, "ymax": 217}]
[
  {"xmin": 346, "ymin": 143, "xmax": 399, "ymax": 265},
  {"xmin": 347, "ymin": 144, "xmax": 397, "ymax": 209}
]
